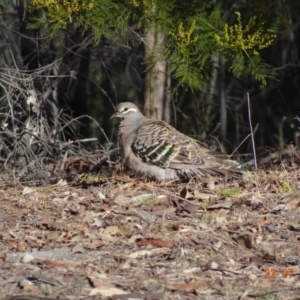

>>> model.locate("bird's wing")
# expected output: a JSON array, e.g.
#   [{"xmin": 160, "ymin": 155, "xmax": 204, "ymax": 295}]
[{"xmin": 131, "ymin": 120, "xmax": 223, "ymax": 170}]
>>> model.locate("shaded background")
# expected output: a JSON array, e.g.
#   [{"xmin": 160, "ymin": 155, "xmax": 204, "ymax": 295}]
[{"xmin": 1, "ymin": 0, "xmax": 300, "ymax": 160}]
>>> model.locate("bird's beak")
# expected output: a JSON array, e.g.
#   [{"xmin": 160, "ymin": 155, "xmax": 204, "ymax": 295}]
[{"xmin": 110, "ymin": 112, "xmax": 121, "ymax": 119}]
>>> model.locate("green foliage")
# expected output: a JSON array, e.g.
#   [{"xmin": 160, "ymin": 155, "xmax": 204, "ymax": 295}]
[
  {"xmin": 169, "ymin": 20, "xmax": 198, "ymax": 50},
  {"xmin": 30, "ymin": 0, "xmax": 95, "ymax": 28},
  {"xmin": 170, "ymin": 55, "xmax": 205, "ymax": 90},
  {"xmin": 216, "ymin": 188, "xmax": 240, "ymax": 197},
  {"xmin": 29, "ymin": 0, "xmax": 131, "ymax": 42},
  {"xmin": 278, "ymin": 181, "xmax": 294, "ymax": 193},
  {"xmin": 215, "ymin": 12, "xmax": 276, "ymax": 56},
  {"xmin": 167, "ymin": 8, "xmax": 277, "ymax": 88},
  {"xmin": 214, "ymin": 11, "xmax": 277, "ymax": 85},
  {"xmin": 0, "ymin": 0, "xmax": 7, "ymax": 8},
  {"xmin": 129, "ymin": 0, "xmax": 155, "ymax": 15},
  {"xmin": 229, "ymin": 52, "xmax": 277, "ymax": 86},
  {"xmin": 28, "ymin": 0, "xmax": 278, "ymax": 88},
  {"xmin": 166, "ymin": 8, "xmax": 223, "ymax": 90},
  {"xmin": 82, "ymin": 1, "xmax": 131, "ymax": 43},
  {"xmin": 43, "ymin": 188, "xmax": 53, "ymax": 195}
]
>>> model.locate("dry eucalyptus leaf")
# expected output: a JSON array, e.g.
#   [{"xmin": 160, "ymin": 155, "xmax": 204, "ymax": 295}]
[
  {"xmin": 208, "ymin": 200, "xmax": 232, "ymax": 209},
  {"xmin": 260, "ymin": 241, "xmax": 276, "ymax": 258},
  {"xmin": 235, "ymin": 233, "xmax": 253, "ymax": 249}
]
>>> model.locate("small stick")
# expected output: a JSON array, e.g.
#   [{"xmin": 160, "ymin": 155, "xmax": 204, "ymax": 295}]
[
  {"xmin": 229, "ymin": 124, "xmax": 258, "ymax": 159},
  {"xmin": 247, "ymin": 93, "xmax": 257, "ymax": 169}
]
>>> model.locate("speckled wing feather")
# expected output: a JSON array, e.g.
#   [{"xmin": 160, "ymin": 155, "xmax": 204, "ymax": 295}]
[{"xmin": 130, "ymin": 120, "xmax": 234, "ymax": 176}]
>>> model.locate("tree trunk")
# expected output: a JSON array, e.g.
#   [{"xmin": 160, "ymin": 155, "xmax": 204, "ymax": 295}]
[
  {"xmin": 143, "ymin": 14, "xmax": 167, "ymax": 120},
  {"xmin": 219, "ymin": 55, "xmax": 227, "ymax": 139},
  {"xmin": 163, "ymin": 69, "xmax": 171, "ymax": 123}
]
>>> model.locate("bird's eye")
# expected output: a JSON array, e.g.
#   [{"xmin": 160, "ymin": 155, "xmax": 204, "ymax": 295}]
[{"xmin": 123, "ymin": 107, "xmax": 128, "ymax": 112}]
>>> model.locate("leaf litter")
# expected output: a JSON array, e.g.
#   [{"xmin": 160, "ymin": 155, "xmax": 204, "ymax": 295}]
[{"xmin": 1, "ymin": 169, "xmax": 300, "ymax": 299}]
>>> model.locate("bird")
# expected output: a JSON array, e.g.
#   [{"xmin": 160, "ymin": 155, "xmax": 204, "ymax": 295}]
[{"xmin": 111, "ymin": 102, "xmax": 243, "ymax": 181}]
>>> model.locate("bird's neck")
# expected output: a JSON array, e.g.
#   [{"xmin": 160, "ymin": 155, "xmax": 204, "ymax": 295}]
[{"xmin": 119, "ymin": 117, "xmax": 147, "ymax": 143}]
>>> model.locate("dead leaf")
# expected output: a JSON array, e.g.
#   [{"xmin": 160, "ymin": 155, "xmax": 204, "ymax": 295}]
[
  {"xmin": 260, "ymin": 241, "xmax": 276, "ymax": 258},
  {"xmin": 103, "ymin": 225, "xmax": 126, "ymax": 236},
  {"xmin": 89, "ymin": 284, "xmax": 128, "ymax": 297},
  {"xmin": 22, "ymin": 186, "xmax": 36, "ymax": 195},
  {"xmin": 194, "ymin": 190, "xmax": 211, "ymax": 200},
  {"xmin": 208, "ymin": 200, "xmax": 232, "ymax": 209},
  {"xmin": 235, "ymin": 232, "xmax": 253, "ymax": 249},
  {"xmin": 72, "ymin": 244, "xmax": 85, "ymax": 253},
  {"xmin": 136, "ymin": 239, "xmax": 174, "ymax": 248}
]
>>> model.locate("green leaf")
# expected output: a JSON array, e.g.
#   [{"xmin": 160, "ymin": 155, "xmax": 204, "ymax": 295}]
[{"xmin": 217, "ymin": 189, "xmax": 240, "ymax": 197}]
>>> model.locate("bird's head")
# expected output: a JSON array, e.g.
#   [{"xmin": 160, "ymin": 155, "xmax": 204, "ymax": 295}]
[{"xmin": 110, "ymin": 102, "xmax": 143, "ymax": 120}]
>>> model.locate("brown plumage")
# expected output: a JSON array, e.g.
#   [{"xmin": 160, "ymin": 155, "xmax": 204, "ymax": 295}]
[{"xmin": 111, "ymin": 102, "xmax": 243, "ymax": 180}]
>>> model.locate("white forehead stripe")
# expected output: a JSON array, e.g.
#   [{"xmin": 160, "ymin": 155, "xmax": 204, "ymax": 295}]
[{"xmin": 122, "ymin": 108, "xmax": 137, "ymax": 113}]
